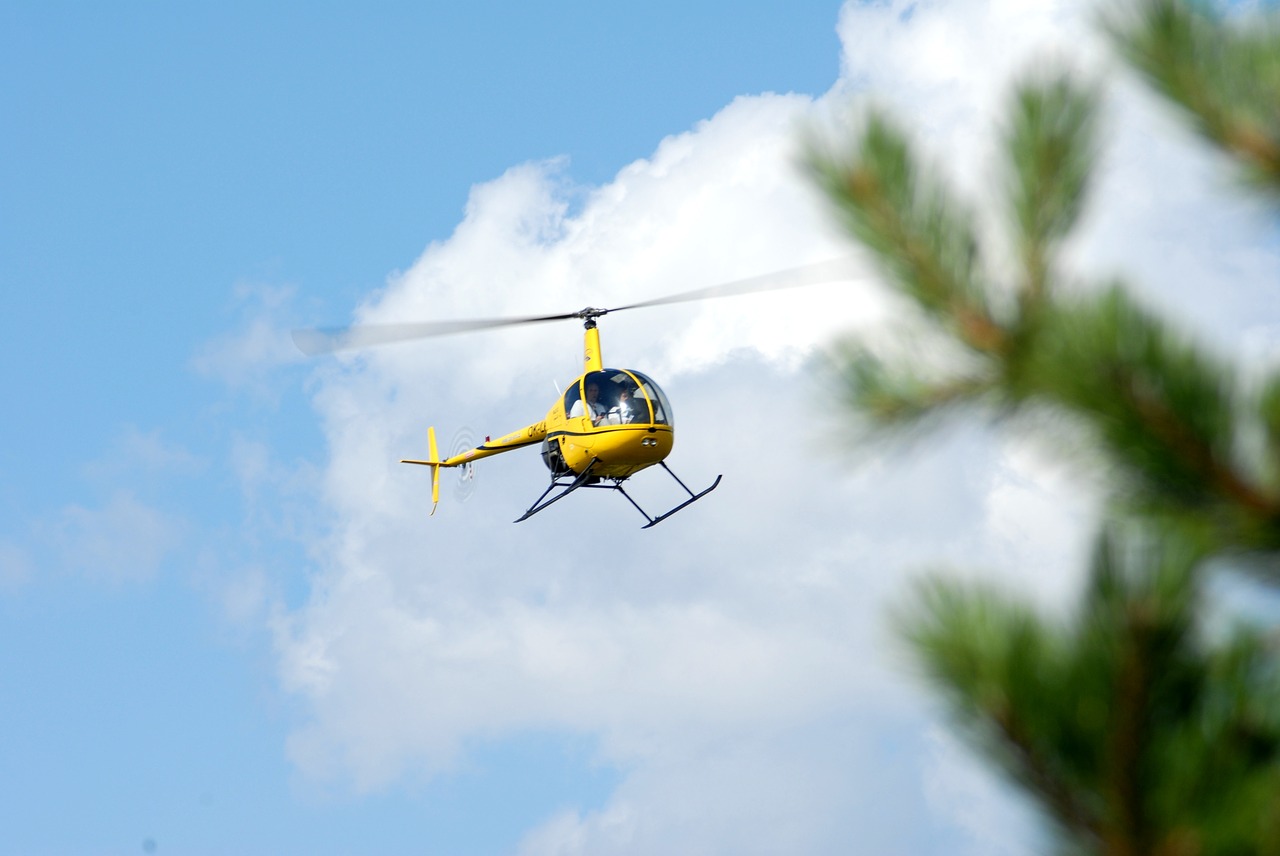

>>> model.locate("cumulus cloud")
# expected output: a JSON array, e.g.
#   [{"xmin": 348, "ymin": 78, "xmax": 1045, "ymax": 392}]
[{"xmin": 277, "ymin": 1, "xmax": 1280, "ymax": 853}]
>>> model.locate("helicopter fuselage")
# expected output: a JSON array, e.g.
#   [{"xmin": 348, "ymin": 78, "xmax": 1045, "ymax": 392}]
[
  {"xmin": 417, "ymin": 322, "xmax": 678, "ymax": 480},
  {"xmin": 435, "ymin": 364, "xmax": 676, "ymax": 480}
]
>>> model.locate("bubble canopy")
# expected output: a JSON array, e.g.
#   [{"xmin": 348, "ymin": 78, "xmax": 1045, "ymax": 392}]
[{"xmin": 563, "ymin": 368, "xmax": 673, "ymax": 426}]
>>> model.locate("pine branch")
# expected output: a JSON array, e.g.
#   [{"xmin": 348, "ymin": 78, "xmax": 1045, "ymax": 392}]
[
  {"xmin": 899, "ymin": 527, "xmax": 1280, "ymax": 854},
  {"xmin": 900, "ymin": 579, "xmax": 1107, "ymax": 843},
  {"xmin": 1085, "ymin": 527, "xmax": 1196, "ymax": 856},
  {"xmin": 1260, "ymin": 377, "xmax": 1280, "ymax": 490},
  {"xmin": 807, "ymin": 112, "xmax": 1007, "ymax": 356},
  {"xmin": 991, "ymin": 702, "xmax": 1107, "ymax": 847},
  {"xmin": 1107, "ymin": 0, "xmax": 1280, "ymax": 197},
  {"xmin": 809, "ymin": 78, "xmax": 1280, "ymax": 553},
  {"xmin": 817, "ymin": 5, "xmax": 1280, "ymax": 853},
  {"xmin": 1026, "ymin": 288, "xmax": 1280, "ymax": 544},
  {"xmin": 1005, "ymin": 74, "xmax": 1100, "ymax": 303},
  {"xmin": 826, "ymin": 338, "xmax": 997, "ymax": 432}
]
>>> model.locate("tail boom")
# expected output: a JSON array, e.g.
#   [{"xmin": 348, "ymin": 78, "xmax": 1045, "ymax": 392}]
[{"xmin": 401, "ymin": 421, "xmax": 547, "ymax": 516}]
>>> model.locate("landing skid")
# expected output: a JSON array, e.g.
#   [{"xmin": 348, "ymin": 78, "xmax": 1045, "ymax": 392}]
[{"xmin": 515, "ymin": 460, "xmax": 722, "ymax": 529}]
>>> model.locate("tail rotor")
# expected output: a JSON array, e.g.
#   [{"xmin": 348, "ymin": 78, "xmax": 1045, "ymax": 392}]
[
  {"xmin": 400, "ymin": 426, "xmax": 444, "ymax": 515},
  {"xmin": 449, "ymin": 427, "xmax": 479, "ymax": 503}
]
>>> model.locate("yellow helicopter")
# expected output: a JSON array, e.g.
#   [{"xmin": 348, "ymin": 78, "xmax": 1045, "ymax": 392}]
[{"xmin": 292, "ymin": 259, "xmax": 850, "ymax": 528}]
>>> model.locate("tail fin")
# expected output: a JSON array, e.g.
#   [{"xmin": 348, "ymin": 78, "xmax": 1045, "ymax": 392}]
[{"xmin": 400, "ymin": 426, "xmax": 443, "ymax": 516}]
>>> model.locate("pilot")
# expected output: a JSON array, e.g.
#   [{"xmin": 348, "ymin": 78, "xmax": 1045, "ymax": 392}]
[{"xmin": 569, "ymin": 380, "xmax": 607, "ymax": 425}]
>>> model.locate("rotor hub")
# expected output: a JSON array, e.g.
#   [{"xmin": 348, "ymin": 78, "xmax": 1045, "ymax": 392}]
[{"xmin": 574, "ymin": 307, "xmax": 609, "ymax": 328}]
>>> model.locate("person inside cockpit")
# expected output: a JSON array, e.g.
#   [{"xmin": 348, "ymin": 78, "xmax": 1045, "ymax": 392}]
[
  {"xmin": 601, "ymin": 382, "xmax": 642, "ymax": 425},
  {"xmin": 617, "ymin": 385, "xmax": 634, "ymax": 422},
  {"xmin": 568, "ymin": 380, "xmax": 607, "ymax": 425}
]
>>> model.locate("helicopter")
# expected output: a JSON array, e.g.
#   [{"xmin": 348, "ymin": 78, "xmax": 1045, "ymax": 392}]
[{"xmin": 292, "ymin": 258, "xmax": 852, "ymax": 528}]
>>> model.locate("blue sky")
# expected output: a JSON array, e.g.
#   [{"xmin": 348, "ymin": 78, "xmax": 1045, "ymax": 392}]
[{"xmin": 4, "ymin": 2, "xmax": 1279, "ymax": 855}]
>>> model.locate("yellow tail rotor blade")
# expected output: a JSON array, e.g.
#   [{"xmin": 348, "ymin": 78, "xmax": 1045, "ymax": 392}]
[
  {"xmin": 400, "ymin": 427, "xmax": 444, "ymax": 516},
  {"xmin": 428, "ymin": 427, "xmax": 440, "ymax": 515}
]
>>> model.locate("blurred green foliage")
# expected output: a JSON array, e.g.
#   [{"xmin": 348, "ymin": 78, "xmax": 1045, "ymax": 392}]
[{"xmin": 810, "ymin": 1, "xmax": 1280, "ymax": 852}]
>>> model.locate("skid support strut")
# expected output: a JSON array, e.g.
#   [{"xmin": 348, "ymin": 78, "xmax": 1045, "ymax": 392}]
[
  {"xmin": 631, "ymin": 462, "xmax": 723, "ymax": 529},
  {"xmin": 515, "ymin": 459, "xmax": 722, "ymax": 528},
  {"xmin": 514, "ymin": 460, "xmax": 602, "ymax": 523}
]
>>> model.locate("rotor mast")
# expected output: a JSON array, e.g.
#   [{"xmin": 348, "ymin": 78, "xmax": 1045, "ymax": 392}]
[{"xmin": 576, "ymin": 307, "xmax": 607, "ymax": 372}]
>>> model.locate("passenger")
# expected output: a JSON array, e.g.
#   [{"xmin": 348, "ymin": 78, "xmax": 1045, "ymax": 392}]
[
  {"xmin": 569, "ymin": 380, "xmax": 607, "ymax": 425},
  {"xmin": 599, "ymin": 385, "xmax": 630, "ymax": 426},
  {"xmin": 600, "ymin": 384, "xmax": 645, "ymax": 425},
  {"xmin": 617, "ymin": 385, "xmax": 646, "ymax": 423},
  {"xmin": 616, "ymin": 386, "xmax": 633, "ymax": 424}
]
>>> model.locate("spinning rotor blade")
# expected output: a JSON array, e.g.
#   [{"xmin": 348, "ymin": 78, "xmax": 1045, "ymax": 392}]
[
  {"xmin": 605, "ymin": 257, "xmax": 855, "ymax": 314},
  {"xmin": 291, "ymin": 311, "xmax": 580, "ymax": 355},
  {"xmin": 291, "ymin": 257, "xmax": 856, "ymax": 355}
]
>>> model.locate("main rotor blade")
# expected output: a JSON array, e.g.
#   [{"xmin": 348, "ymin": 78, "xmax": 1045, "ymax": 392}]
[
  {"xmin": 605, "ymin": 257, "xmax": 856, "ymax": 314},
  {"xmin": 291, "ymin": 257, "xmax": 858, "ymax": 356},
  {"xmin": 291, "ymin": 311, "xmax": 579, "ymax": 355}
]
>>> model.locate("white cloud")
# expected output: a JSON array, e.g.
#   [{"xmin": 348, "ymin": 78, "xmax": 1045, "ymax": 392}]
[
  {"xmin": 192, "ymin": 282, "xmax": 306, "ymax": 397},
  {"xmin": 83, "ymin": 425, "xmax": 206, "ymax": 483},
  {"xmin": 1072, "ymin": 71, "xmax": 1280, "ymax": 347},
  {"xmin": 921, "ymin": 727, "xmax": 1044, "ymax": 856},
  {"xmin": 50, "ymin": 491, "xmax": 184, "ymax": 583},
  {"xmin": 832, "ymin": 0, "xmax": 1097, "ymax": 198},
  {"xmin": 976, "ymin": 435, "xmax": 1100, "ymax": 608},
  {"xmin": 276, "ymin": 1, "xmax": 1280, "ymax": 852},
  {"xmin": 518, "ymin": 716, "xmax": 953, "ymax": 856},
  {"xmin": 2, "ymin": 427, "xmax": 202, "ymax": 590}
]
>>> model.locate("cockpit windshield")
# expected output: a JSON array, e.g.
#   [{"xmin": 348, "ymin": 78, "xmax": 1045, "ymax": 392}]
[
  {"xmin": 626, "ymin": 369, "xmax": 672, "ymax": 426},
  {"xmin": 563, "ymin": 368, "xmax": 673, "ymax": 427}
]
